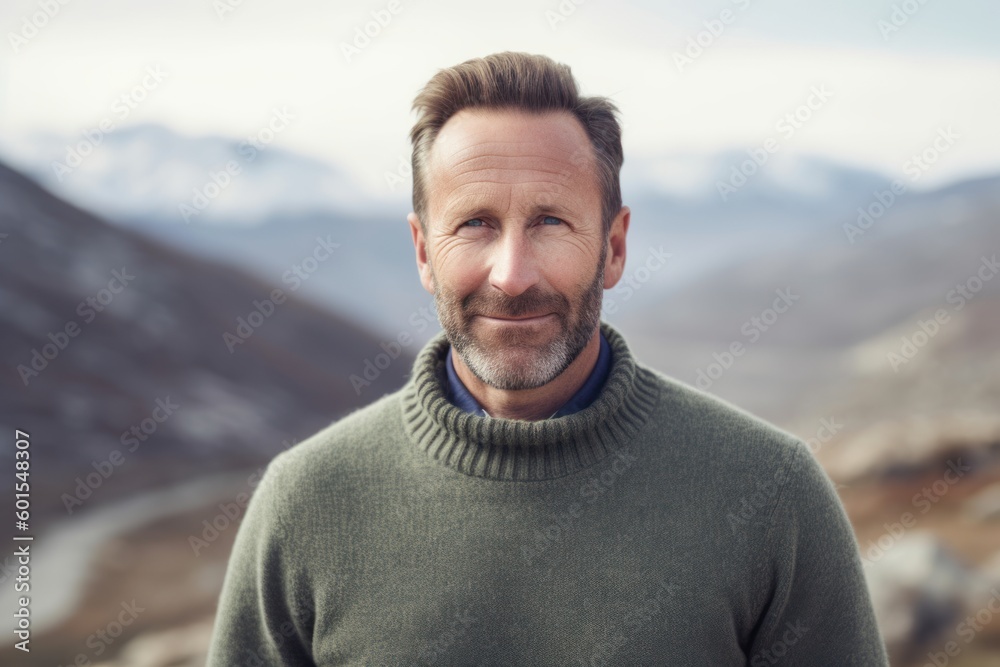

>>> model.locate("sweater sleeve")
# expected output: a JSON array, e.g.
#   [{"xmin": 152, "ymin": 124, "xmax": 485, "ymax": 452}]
[
  {"xmin": 206, "ymin": 455, "xmax": 316, "ymax": 666},
  {"xmin": 746, "ymin": 441, "xmax": 890, "ymax": 666}
]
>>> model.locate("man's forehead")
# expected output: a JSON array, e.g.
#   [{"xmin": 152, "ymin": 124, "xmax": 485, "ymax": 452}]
[{"xmin": 428, "ymin": 108, "xmax": 595, "ymax": 176}]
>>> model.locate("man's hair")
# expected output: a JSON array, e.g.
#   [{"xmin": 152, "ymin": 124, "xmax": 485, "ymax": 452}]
[{"xmin": 409, "ymin": 51, "xmax": 624, "ymax": 237}]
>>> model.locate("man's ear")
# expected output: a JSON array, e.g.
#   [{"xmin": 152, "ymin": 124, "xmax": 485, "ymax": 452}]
[
  {"xmin": 603, "ymin": 205, "xmax": 630, "ymax": 290},
  {"xmin": 408, "ymin": 211, "xmax": 434, "ymax": 294}
]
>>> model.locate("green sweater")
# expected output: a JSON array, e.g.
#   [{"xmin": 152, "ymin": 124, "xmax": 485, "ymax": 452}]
[{"xmin": 207, "ymin": 321, "xmax": 889, "ymax": 666}]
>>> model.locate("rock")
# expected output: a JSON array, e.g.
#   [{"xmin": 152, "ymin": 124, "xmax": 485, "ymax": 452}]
[{"xmin": 864, "ymin": 531, "xmax": 980, "ymax": 656}]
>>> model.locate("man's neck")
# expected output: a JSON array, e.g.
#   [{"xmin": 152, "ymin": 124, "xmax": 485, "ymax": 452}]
[{"xmin": 449, "ymin": 326, "xmax": 602, "ymax": 421}]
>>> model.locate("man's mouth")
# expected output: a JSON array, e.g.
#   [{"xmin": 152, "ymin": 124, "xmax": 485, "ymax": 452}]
[{"xmin": 476, "ymin": 313, "xmax": 555, "ymax": 323}]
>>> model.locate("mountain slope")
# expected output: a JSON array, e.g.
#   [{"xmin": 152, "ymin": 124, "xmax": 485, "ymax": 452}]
[{"xmin": 0, "ymin": 161, "xmax": 414, "ymax": 524}]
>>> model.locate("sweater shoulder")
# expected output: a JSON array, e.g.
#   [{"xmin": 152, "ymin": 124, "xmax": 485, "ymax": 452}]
[
  {"xmin": 266, "ymin": 388, "xmax": 405, "ymax": 490},
  {"xmin": 636, "ymin": 363, "xmax": 804, "ymax": 471},
  {"xmin": 635, "ymin": 363, "xmax": 823, "ymax": 540}
]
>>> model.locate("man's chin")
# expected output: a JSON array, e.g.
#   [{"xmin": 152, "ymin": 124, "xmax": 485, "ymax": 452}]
[
  {"xmin": 466, "ymin": 340, "xmax": 552, "ymax": 364},
  {"xmin": 458, "ymin": 343, "xmax": 558, "ymax": 384}
]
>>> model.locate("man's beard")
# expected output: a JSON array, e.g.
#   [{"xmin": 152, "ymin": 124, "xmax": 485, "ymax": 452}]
[{"xmin": 431, "ymin": 243, "xmax": 607, "ymax": 391}]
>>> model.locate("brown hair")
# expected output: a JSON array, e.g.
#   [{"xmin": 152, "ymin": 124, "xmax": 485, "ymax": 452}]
[{"xmin": 409, "ymin": 51, "xmax": 624, "ymax": 237}]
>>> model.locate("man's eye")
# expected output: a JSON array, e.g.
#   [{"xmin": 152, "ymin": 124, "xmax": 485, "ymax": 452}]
[
  {"xmin": 542, "ymin": 215, "xmax": 563, "ymax": 225},
  {"xmin": 463, "ymin": 218, "xmax": 485, "ymax": 228}
]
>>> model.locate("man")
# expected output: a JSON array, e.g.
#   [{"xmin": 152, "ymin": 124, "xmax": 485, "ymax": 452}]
[{"xmin": 207, "ymin": 52, "xmax": 889, "ymax": 665}]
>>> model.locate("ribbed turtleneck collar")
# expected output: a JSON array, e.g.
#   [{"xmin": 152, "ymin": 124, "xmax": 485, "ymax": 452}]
[{"xmin": 400, "ymin": 321, "xmax": 661, "ymax": 481}]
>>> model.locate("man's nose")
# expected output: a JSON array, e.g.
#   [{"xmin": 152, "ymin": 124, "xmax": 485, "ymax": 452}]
[{"xmin": 488, "ymin": 228, "xmax": 541, "ymax": 298}]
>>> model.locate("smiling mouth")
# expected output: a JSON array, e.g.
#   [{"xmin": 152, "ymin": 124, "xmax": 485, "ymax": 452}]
[{"xmin": 477, "ymin": 313, "xmax": 554, "ymax": 323}]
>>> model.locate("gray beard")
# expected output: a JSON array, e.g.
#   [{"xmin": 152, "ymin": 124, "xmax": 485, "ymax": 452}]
[{"xmin": 432, "ymin": 242, "xmax": 607, "ymax": 391}]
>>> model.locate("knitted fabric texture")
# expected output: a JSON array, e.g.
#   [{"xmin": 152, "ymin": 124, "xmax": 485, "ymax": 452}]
[{"xmin": 207, "ymin": 320, "xmax": 889, "ymax": 666}]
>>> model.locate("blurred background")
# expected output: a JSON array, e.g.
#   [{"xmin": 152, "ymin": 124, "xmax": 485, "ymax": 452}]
[{"xmin": 1, "ymin": 0, "xmax": 999, "ymax": 664}]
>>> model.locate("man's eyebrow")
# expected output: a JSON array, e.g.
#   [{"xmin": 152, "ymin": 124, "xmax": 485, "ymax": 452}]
[{"xmin": 528, "ymin": 201, "xmax": 578, "ymax": 217}]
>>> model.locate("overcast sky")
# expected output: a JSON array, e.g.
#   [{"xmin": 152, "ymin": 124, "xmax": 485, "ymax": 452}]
[{"xmin": 1, "ymin": 0, "xmax": 998, "ymax": 197}]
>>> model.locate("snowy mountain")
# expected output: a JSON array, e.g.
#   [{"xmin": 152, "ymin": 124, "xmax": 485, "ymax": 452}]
[{"xmin": 0, "ymin": 122, "xmax": 374, "ymax": 228}]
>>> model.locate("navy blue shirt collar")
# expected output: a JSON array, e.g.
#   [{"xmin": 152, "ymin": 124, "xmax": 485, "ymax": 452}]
[{"xmin": 444, "ymin": 330, "xmax": 613, "ymax": 419}]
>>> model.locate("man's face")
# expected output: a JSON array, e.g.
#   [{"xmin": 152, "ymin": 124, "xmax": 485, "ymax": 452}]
[{"xmin": 408, "ymin": 108, "xmax": 614, "ymax": 391}]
